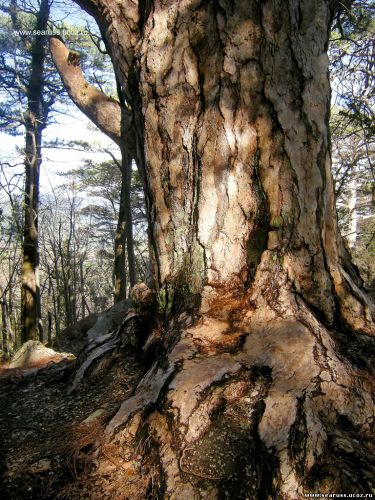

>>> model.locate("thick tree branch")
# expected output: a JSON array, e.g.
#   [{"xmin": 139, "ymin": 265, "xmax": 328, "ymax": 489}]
[{"xmin": 49, "ymin": 36, "xmax": 122, "ymax": 146}]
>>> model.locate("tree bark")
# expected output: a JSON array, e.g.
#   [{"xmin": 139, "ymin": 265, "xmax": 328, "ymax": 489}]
[
  {"xmin": 20, "ymin": 0, "xmax": 50, "ymax": 343},
  {"xmin": 21, "ymin": 113, "xmax": 43, "ymax": 343},
  {"xmin": 70, "ymin": 0, "xmax": 375, "ymax": 498},
  {"xmin": 136, "ymin": 0, "xmax": 374, "ymax": 334},
  {"xmin": 74, "ymin": 0, "xmax": 373, "ymax": 333},
  {"xmin": 79, "ymin": 259, "xmax": 86, "ymax": 319}
]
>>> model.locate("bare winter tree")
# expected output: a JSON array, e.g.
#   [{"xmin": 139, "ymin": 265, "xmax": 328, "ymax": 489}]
[
  {"xmin": 0, "ymin": 0, "xmax": 66, "ymax": 342},
  {"xmin": 11, "ymin": 0, "xmax": 52, "ymax": 342},
  {"xmin": 62, "ymin": 1, "xmax": 375, "ymax": 497}
]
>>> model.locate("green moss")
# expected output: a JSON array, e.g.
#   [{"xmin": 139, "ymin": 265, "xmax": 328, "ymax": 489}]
[
  {"xmin": 157, "ymin": 287, "xmax": 173, "ymax": 317},
  {"xmin": 164, "ymin": 33, "xmax": 173, "ymax": 45},
  {"xmin": 176, "ymin": 244, "xmax": 205, "ymax": 294},
  {"xmin": 280, "ymin": 209, "xmax": 294, "ymax": 226},
  {"xmin": 270, "ymin": 215, "xmax": 284, "ymax": 229},
  {"xmin": 271, "ymin": 251, "xmax": 284, "ymax": 265},
  {"xmin": 274, "ymin": 130, "xmax": 284, "ymax": 146},
  {"xmin": 284, "ymin": 157, "xmax": 293, "ymax": 171}
]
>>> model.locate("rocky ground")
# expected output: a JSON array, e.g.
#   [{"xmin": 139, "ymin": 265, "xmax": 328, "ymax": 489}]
[{"xmin": 0, "ymin": 350, "xmax": 145, "ymax": 499}]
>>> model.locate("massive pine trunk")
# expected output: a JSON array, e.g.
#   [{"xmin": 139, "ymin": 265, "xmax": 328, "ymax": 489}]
[
  {"xmin": 71, "ymin": 0, "xmax": 375, "ymax": 498},
  {"xmin": 137, "ymin": 0, "xmax": 373, "ymax": 334}
]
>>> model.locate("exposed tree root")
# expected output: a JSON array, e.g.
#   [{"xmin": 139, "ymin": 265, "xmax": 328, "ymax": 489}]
[
  {"xmin": 68, "ymin": 309, "xmax": 140, "ymax": 395},
  {"xmin": 93, "ymin": 276, "xmax": 375, "ymax": 499},
  {"xmin": 26, "ymin": 274, "xmax": 372, "ymax": 498}
]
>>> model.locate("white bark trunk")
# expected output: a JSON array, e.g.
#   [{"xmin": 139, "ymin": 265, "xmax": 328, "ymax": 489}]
[{"xmin": 347, "ymin": 170, "xmax": 357, "ymax": 250}]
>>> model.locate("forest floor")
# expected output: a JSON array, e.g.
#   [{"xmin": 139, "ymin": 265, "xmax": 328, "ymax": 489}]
[{"xmin": 0, "ymin": 351, "xmax": 146, "ymax": 499}]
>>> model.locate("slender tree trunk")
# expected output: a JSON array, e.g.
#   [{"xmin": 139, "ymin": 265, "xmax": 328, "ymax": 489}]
[
  {"xmin": 45, "ymin": 275, "xmax": 53, "ymax": 345},
  {"xmin": 21, "ymin": 99, "xmax": 44, "ymax": 343},
  {"xmin": 122, "ymin": 150, "xmax": 137, "ymax": 290},
  {"xmin": 47, "ymin": 310, "xmax": 52, "ymax": 346},
  {"xmin": 52, "ymin": 284, "xmax": 60, "ymax": 340},
  {"xmin": 20, "ymin": 0, "xmax": 50, "ymax": 343},
  {"xmin": 80, "ymin": 259, "xmax": 86, "ymax": 319},
  {"xmin": 114, "ymin": 156, "xmax": 129, "ymax": 302},
  {"xmin": 347, "ymin": 167, "xmax": 357, "ymax": 250},
  {"xmin": 49, "ymin": 37, "xmax": 138, "ymax": 302},
  {"xmin": 51, "ymin": 240, "xmax": 61, "ymax": 338},
  {"xmin": 57, "ymin": 227, "xmax": 73, "ymax": 327},
  {"xmin": 1, "ymin": 301, "xmax": 9, "ymax": 355},
  {"xmin": 71, "ymin": 0, "xmax": 375, "ymax": 497},
  {"xmin": 114, "ymin": 149, "xmax": 137, "ymax": 302},
  {"xmin": 21, "ymin": 115, "xmax": 43, "ymax": 343},
  {"xmin": 3, "ymin": 298, "xmax": 14, "ymax": 349}
]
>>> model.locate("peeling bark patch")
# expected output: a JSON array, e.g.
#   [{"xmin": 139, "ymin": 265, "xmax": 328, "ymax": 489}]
[{"xmin": 186, "ymin": 316, "xmax": 245, "ymax": 353}]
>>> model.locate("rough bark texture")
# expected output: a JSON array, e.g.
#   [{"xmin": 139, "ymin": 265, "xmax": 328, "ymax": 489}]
[
  {"xmin": 74, "ymin": 0, "xmax": 374, "ymax": 334},
  {"xmin": 20, "ymin": 0, "xmax": 50, "ymax": 343},
  {"xmin": 112, "ymin": 150, "xmax": 138, "ymax": 302},
  {"xmin": 136, "ymin": 0, "xmax": 373, "ymax": 335},
  {"xmin": 69, "ymin": 0, "xmax": 375, "ymax": 498}
]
